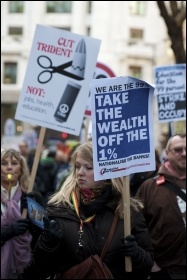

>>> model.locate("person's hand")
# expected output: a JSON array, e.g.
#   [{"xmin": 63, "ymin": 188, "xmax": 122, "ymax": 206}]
[
  {"xmin": 26, "ymin": 191, "xmax": 36, "ymax": 199},
  {"xmin": 120, "ymin": 235, "xmax": 139, "ymax": 258},
  {"xmin": 26, "ymin": 191, "xmax": 44, "ymax": 206},
  {"xmin": 22, "ymin": 192, "xmax": 35, "ymax": 211},
  {"xmin": 1, "ymin": 219, "xmax": 30, "ymax": 242},
  {"xmin": 22, "ymin": 197, "xmax": 28, "ymax": 209},
  {"xmin": 42, "ymin": 217, "xmax": 63, "ymax": 247},
  {"xmin": 12, "ymin": 219, "xmax": 30, "ymax": 235}
]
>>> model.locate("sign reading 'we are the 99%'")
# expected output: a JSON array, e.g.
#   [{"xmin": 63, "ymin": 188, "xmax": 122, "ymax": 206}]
[{"xmin": 91, "ymin": 76, "xmax": 156, "ymax": 181}]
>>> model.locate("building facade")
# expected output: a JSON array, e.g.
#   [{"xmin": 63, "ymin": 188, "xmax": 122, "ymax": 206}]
[{"xmin": 1, "ymin": 1, "xmax": 185, "ymax": 150}]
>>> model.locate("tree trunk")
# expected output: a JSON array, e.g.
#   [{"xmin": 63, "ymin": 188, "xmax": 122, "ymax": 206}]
[{"xmin": 156, "ymin": 1, "xmax": 186, "ymax": 63}]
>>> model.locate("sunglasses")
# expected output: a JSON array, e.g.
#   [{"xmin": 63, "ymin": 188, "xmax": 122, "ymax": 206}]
[{"xmin": 169, "ymin": 148, "xmax": 186, "ymax": 154}]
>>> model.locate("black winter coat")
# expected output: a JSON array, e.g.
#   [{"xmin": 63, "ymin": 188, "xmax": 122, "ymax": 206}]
[{"xmin": 27, "ymin": 197, "xmax": 154, "ymax": 279}]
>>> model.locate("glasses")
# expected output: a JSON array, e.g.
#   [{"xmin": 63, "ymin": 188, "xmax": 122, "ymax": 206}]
[{"xmin": 169, "ymin": 148, "xmax": 186, "ymax": 154}]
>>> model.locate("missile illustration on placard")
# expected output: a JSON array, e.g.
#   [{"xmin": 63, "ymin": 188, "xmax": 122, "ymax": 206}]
[
  {"xmin": 70, "ymin": 38, "xmax": 86, "ymax": 79},
  {"xmin": 54, "ymin": 39, "xmax": 86, "ymax": 122}
]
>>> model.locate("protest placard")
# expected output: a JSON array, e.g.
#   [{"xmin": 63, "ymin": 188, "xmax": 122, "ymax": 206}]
[
  {"xmin": 15, "ymin": 24, "xmax": 101, "ymax": 136},
  {"xmin": 91, "ymin": 75, "xmax": 155, "ymax": 271},
  {"xmin": 154, "ymin": 64, "xmax": 186, "ymax": 122},
  {"xmin": 27, "ymin": 197, "xmax": 45, "ymax": 229},
  {"xmin": 14, "ymin": 25, "xmax": 101, "ymax": 218},
  {"xmin": 91, "ymin": 76, "xmax": 155, "ymax": 181}
]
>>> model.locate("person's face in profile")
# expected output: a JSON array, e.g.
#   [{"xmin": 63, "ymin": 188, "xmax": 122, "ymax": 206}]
[{"xmin": 75, "ymin": 154, "xmax": 103, "ymax": 189}]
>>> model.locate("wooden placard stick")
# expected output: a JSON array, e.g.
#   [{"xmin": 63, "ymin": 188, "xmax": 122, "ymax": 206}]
[
  {"xmin": 122, "ymin": 175, "xmax": 132, "ymax": 272},
  {"xmin": 22, "ymin": 126, "xmax": 46, "ymax": 218},
  {"xmin": 84, "ymin": 117, "xmax": 90, "ymax": 142}
]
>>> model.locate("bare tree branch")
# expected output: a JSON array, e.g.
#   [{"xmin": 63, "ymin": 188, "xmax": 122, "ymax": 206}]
[
  {"xmin": 170, "ymin": 2, "xmax": 178, "ymax": 17},
  {"xmin": 175, "ymin": 8, "xmax": 186, "ymax": 26},
  {"xmin": 157, "ymin": 1, "xmax": 171, "ymax": 28},
  {"xmin": 156, "ymin": 1, "xmax": 186, "ymax": 63}
]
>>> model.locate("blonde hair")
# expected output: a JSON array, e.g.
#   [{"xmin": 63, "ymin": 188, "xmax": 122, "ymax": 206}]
[
  {"xmin": 48, "ymin": 141, "xmax": 143, "ymax": 218},
  {"xmin": 1, "ymin": 148, "xmax": 30, "ymax": 192}
]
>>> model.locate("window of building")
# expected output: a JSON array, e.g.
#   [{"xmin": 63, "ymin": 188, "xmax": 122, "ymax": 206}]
[
  {"xmin": 1, "ymin": 104, "xmax": 22, "ymax": 136},
  {"xmin": 88, "ymin": 1, "xmax": 92, "ymax": 13},
  {"xmin": 130, "ymin": 28, "xmax": 143, "ymax": 40},
  {"xmin": 4, "ymin": 63, "xmax": 17, "ymax": 84},
  {"xmin": 129, "ymin": 66, "xmax": 142, "ymax": 79},
  {"xmin": 87, "ymin": 27, "xmax": 91, "ymax": 36},
  {"xmin": 55, "ymin": 27, "xmax": 71, "ymax": 32},
  {"xmin": 46, "ymin": 1, "xmax": 72, "ymax": 13},
  {"xmin": 129, "ymin": 1, "xmax": 146, "ymax": 16},
  {"xmin": 9, "ymin": 1, "xmax": 24, "ymax": 13},
  {"xmin": 8, "ymin": 27, "xmax": 23, "ymax": 36}
]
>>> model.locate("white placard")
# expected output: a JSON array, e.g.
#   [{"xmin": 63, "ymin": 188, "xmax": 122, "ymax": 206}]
[
  {"xmin": 15, "ymin": 24, "xmax": 101, "ymax": 136},
  {"xmin": 154, "ymin": 64, "xmax": 186, "ymax": 122}
]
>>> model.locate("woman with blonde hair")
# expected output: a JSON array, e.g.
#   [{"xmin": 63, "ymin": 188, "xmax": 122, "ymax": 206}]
[
  {"xmin": 26, "ymin": 141, "xmax": 154, "ymax": 279},
  {"xmin": 1, "ymin": 148, "xmax": 43, "ymax": 279}
]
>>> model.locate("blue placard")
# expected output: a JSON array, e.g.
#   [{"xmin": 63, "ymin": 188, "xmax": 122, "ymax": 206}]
[
  {"xmin": 91, "ymin": 76, "xmax": 156, "ymax": 180},
  {"xmin": 27, "ymin": 197, "xmax": 45, "ymax": 229}
]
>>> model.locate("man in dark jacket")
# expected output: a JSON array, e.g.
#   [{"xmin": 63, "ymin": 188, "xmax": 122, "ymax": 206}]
[{"xmin": 136, "ymin": 133, "xmax": 186, "ymax": 279}]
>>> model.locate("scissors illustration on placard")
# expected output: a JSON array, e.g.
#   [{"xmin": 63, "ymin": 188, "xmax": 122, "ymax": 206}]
[{"xmin": 37, "ymin": 38, "xmax": 86, "ymax": 84}]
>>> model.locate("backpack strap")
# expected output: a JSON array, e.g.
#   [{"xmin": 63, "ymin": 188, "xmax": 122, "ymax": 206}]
[
  {"xmin": 154, "ymin": 175, "xmax": 186, "ymax": 202},
  {"xmin": 100, "ymin": 214, "xmax": 118, "ymax": 260}
]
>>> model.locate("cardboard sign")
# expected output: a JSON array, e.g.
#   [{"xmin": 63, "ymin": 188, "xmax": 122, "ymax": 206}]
[
  {"xmin": 91, "ymin": 76, "xmax": 155, "ymax": 180},
  {"xmin": 15, "ymin": 24, "xmax": 101, "ymax": 136}
]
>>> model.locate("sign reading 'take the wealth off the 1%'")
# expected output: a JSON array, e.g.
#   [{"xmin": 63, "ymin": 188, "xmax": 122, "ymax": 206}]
[{"xmin": 90, "ymin": 76, "xmax": 155, "ymax": 180}]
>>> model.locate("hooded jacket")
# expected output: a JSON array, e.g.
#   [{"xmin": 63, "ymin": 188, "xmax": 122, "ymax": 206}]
[{"xmin": 136, "ymin": 163, "xmax": 186, "ymax": 273}]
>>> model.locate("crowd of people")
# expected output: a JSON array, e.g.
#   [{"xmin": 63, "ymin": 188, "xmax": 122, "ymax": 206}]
[{"xmin": 1, "ymin": 133, "xmax": 186, "ymax": 279}]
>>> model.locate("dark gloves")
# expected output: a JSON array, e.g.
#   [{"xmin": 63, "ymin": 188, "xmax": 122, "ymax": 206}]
[
  {"xmin": 25, "ymin": 191, "xmax": 44, "ymax": 206},
  {"xmin": 22, "ymin": 192, "xmax": 35, "ymax": 214},
  {"xmin": 120, "ymin": 235, "xmax": 139, "ymax": 258},
  {"xmin": 42, "ymin": 217, "xmax": 63, "ymax": 247},
  {"xmin": 1, "ymin": 219, "xmax": 30, "ymax": 243}
]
